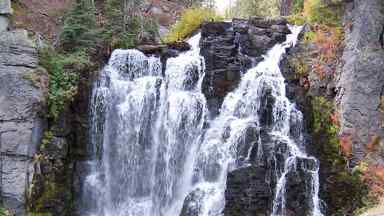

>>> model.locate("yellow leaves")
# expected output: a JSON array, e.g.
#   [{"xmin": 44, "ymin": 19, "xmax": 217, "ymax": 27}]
[{"xmin": 163, "ymin": 7, "xmax": 223, "ymax": 43}]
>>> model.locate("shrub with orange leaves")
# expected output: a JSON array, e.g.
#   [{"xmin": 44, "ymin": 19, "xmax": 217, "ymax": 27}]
[
  {"xmin": 367, "ymin": 135, "xmax": 381, "ymax": 153},
  {"xmin": 339, "ymin": 133, "xmax": 352, "ymax": 158},
  {"xmin": 308, "ymin": 25, "xmax": 344, "ymax": 79},
  {"xmin": 313, "ymin": 62, "xmax": 326, "ymax": 79},
  {"xmin": 314, "ymin": 26, "xmax": 343, "ymax": 63},
  {"xmin": 362, "ymin": 164, "xmax": 384, "ymax": 197},
  {"xmin": 330, "ymin": 111, "xmax": 340, "ymax": 127}
]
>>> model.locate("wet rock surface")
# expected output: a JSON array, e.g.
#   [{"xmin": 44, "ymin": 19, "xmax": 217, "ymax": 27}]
[
  {"xmin": 0, "ymin": 29, "xmax": 44, "ymax": 215},
  {"xmin": 224, "ymin": 166, "xmax": 273, "ymax": 216},
  {"xmin": 200, "ymin": 17, "xmax": 291, "ymax": 116}
]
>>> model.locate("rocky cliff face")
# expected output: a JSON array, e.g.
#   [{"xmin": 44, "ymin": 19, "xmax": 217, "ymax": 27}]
[
  {"xmin": 1, "ymin": 0, "xmax": 383, "ymax": 215},
  {"xmin": 0, "ymin": 7, "xmax": 45, "ymax": 214},
  {"xmin": 200, "ymin": 17, "xmax": 290, "ymax": 116},
  {"xmin": 337, "ymin": 0, "xmax": 384, "ymax": 165}
]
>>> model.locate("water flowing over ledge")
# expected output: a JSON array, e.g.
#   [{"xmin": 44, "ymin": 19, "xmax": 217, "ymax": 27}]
[{"xmin": 80, "ymin": 25, "xmax": 323, "ymax": 216}]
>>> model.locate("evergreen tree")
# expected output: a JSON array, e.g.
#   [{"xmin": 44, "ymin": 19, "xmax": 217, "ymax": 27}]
[
  {"xmin": 103, "ymin": 0, "xmax": 158, "ymax": 48},
  {"xmin": 227, "ymin": 0, "xmax": 281, "ymax": 18},
  {"xmin": 60, "ymin": 0, "xmax": 98, "ymax": 52}
]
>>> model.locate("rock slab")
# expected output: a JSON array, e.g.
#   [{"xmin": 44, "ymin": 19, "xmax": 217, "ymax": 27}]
[
  {"xmin": 0, "ymin": 29, "xmax": 45, "ymax": 215},
  {"xmin": 337, "ymin": 0, "xmax": 384, "ymax": 164}
]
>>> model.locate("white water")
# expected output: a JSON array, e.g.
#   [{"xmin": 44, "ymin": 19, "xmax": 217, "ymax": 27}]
[{"xmin": 81, "ymin": 25, "xmax": 323, "ymax": 216}]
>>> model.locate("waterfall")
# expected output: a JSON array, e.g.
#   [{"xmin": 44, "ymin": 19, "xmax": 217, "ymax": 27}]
[{"xmin": 81, "ymin": 25, "xmax": 323, "ymax": 216}]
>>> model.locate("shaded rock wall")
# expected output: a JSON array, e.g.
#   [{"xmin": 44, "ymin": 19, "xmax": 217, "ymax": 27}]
[
  {"xmin": 337, "ymin": 0, "xmax": 384, "ymax": 165},
  {"xmin": 0, "ymin": 29, "xmax": 45, "ymax": 215}
]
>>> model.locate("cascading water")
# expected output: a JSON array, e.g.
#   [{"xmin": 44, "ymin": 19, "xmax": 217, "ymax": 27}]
[
  {"xmin": 81, "ymin": 25, "xmax": 323, "ymax": 216},
  {"xmin": 81, "ymin": 34, "xmax": 208, "ymax": 216}
]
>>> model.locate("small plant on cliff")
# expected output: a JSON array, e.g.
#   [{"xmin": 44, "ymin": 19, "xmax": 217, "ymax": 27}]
[
  {"xmin": 163, "ymin": 7, "xmax": 222, "ymax": 43},
  {"xmin": 39, "ymin": 48, "xmax": 92, "ymax": 121}
]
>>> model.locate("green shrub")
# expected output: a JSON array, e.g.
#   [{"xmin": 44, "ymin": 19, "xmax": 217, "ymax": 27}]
[
  {"xmin": 39, "ymin": 48, "xmax": 92, "ymax": 121},
  {"xmin": 292, "ymin": 0, "xmax": 305, "ymax": 14},
  {"xmin": 288, "ymin": 57, "xmax": 309, "ymax": 77},
  {"xmin": 303, "ymin": 0, "xmax": 343, "ymax": 26},
  {"xmin": 303, "ymin": 31, "xmax": 316, "ymax": 43},
  {"xmin": 163, "ymin": 7, "xmax": 222, "ymax": 43},
  {"xmin": 287, "ymin": 13, "xmax": 306, "ymax": 25},
  {"xmin": 287, "ymin": 0, "xmax": 344, "ymax": 26}
]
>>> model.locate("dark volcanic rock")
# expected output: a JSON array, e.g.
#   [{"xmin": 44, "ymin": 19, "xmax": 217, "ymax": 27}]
[
  {"xmin": 283, "ymin": 157, "xmax": 318, "ymax": 216},
  {"xmin": 224, "ymin": 166, "xmax": 273, "ymax": 216},
  {"xmin": 200, "ymin": 17, "xmax": 291, "ymax": 116}
]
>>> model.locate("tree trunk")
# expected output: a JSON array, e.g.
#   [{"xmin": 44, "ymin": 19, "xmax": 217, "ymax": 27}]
[{"xmin": 280, "ymin": 0, "xmax": 293, "ymax": 16}]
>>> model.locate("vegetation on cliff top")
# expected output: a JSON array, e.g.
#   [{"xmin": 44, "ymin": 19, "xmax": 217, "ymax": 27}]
[
  {"xmin": 287, "ymin": 0, "xmax": 344, "ymax": 26},
  {"xmin": 225, "ymin": 0, "xmax": 281, "ymax": 18},
  {"xmin": 163, "ymin": 7, "xmax": 222, "ymax": 43}
]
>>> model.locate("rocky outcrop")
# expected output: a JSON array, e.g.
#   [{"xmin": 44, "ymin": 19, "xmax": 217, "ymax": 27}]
[
  {"xmin": 200, "ymin": 17, "xmax": 291, "ymax": 116},
  {"xmin": 0, "ymin": 29, "xmax": 45, "ymax": 215},
  {"xmin": 223, "ymin": 130, "xmax": 317, "ymax": 215},
  {"xmin": 224, "ymin": 166, "xmax": 273, "ymax": 216},
  {"xmin": 337, "ymin": 0, "xmax": 384, "ymax": 165}
]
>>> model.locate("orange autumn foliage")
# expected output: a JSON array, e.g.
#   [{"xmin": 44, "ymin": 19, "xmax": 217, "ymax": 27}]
[
  {"xmin": 362, "ymin": 164, "xmax": 384, "ymax": 197},
  {"xmin": 339, "ymin": 133, "xmax": 352, "ymax": 158},
  {"xmin": 311, "ymin": 25, "xmax": 344, "ymax": 79},
  {"xmin": 330, "ymin": 111, "xmax": 340, "ymax": 127}
]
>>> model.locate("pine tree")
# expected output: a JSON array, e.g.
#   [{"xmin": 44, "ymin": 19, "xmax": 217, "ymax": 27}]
[{"xmin": 60, "ymin": 0, "xmax": 98, "ymax": 52}]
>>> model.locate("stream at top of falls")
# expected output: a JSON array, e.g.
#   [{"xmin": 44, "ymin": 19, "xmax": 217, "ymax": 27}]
[{"xmin": 79, "ymin": 25, "xmax": 324, "ymax": 216}]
